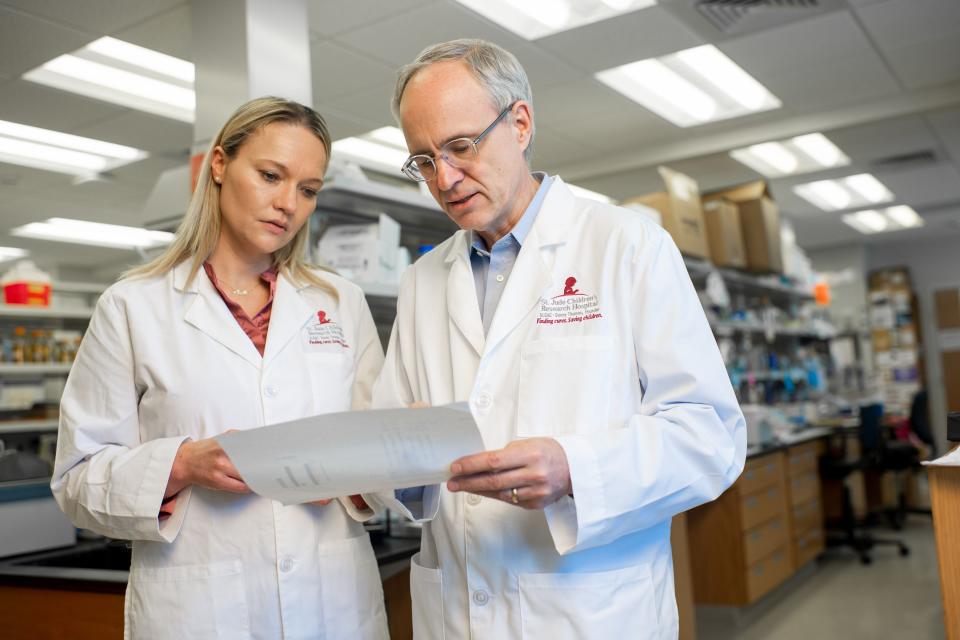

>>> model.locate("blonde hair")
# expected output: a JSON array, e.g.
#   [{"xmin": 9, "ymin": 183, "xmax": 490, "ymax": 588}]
[{"xmin": 125, "ymin": 96, "xmax": 336, "ymax": 298}]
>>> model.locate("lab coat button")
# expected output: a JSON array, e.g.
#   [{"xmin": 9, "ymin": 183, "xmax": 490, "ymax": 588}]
[
  {"xmin": 279, "ymin": 557, "xmax": 293, "ymax": 572},
  {"xmin": 265, "ymin": 386, "xmax": 279, "ymax": 398},
  {"xmin": 475, "ymin": 393, "xmax": 491, "ymax": 409},
  {"xmin": 466, "ymin": 494, "xmax": 482, "ymax": 506},
  {"xmin": 472, "ymin": 589, "xmax": 490, "ymax": 606}
]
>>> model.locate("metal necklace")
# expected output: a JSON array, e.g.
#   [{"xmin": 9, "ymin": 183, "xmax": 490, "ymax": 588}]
[{"xmin": 218, "ymin": 276, "xmax": 255, "ymax": 296}]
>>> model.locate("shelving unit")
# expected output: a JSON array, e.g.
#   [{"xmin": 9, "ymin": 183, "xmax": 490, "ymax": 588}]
[
  {"xmin": 0, "ymin": 306, "xmax": 93, "ymax": 320},
  {"xmin": 0, "ymin": 363, "xmax": 72, "ymax": 376},
  {"xmin": 0, "ymin": 419, "xmax": 59, "ymax": 435}
]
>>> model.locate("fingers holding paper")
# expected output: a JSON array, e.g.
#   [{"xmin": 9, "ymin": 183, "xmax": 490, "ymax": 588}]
[{"xmin": 447, "ymin": 438, "xmax": 573, "ymax": 509}]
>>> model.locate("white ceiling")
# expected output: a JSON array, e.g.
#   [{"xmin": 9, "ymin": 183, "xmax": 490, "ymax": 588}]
[{"xmin": 1, "ymin": 0, "xmax": 959, "ymax": 276}]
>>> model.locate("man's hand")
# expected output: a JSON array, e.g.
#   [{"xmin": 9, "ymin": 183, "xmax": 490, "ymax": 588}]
[
  {"xmin": 165, "ymin": 436, "xmax": 251, "ymax": 498},
  {"xmin": 446, "ymin": 438, "xmax": 572, "ymax": 509}
]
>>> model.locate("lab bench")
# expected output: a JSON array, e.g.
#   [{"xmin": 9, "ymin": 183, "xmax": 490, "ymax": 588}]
[
  {"xmin": 686, "ymin": 430, "xmax": 828, "ymax": 607},
  {"xmin": 0, "ymin": 533, "xmax": 421, "ymax": 640}
]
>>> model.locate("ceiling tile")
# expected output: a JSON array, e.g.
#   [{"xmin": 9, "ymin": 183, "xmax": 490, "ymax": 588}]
[
  {"xmin": 308, "ymin": 0, "xmax": 435, "ymax": 38},
  {"xmin": 311, "ymin": 41, "xmax": 396, "ymax": 100},
  {"xmin": 312, "ymin": 106, "xmax": 381, "ymax": 141},
  {"xmin": 0, "ymin": 0, "xmax": 184, "ymax": 35},
  {"xmin": 113, "ymin": 4, "xmax": 192, "ymax": 60},
  {"xmin": 0, "ymin": 78, "xmax": 128, "ymax": 130},
  {"xmin": 926, "ymin": 107, "xmax": 960, "ymax": 165},
  {"xmin": 855, "ymin": 0, "xmax": 960, "ymax": 50},
  {"xmin": 0, "ymin": 7, "xmax": 91, "ymax": 77},
  {"xmin": 323, "ymin": 85, "xmax": 394, "ymax": 128},
  {"xmin": 535, "ymin": 5, "xmax": 704, "ymax": 73},
  {"xmin": 73, "ymin": 110, "xmax": 192, "ymax": 156},
  {"xmin": 881, "ymin": 34, "xmax": 960, "ymax": 90},
  {"xmin": 719, "ymin": 11, "xmax": 876, "ymax": 77},
  {"xmin": 827, "ymin": 115, "xmax": 941, "ymax": 164},
  {"xmin": 530, "ymin": 125, "xmax": 601, "ymax": 174},
  {"xmin": 332, "ymin": 3, "xmax": 580, "ymax": 89}
]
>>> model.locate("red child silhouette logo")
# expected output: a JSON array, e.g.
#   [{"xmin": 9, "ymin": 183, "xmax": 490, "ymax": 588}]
[
  {"xmin": 563, "ymin": 276, "xmax": 580, "ymax": 296},
  {"xmin": 317, "ymin": 311, "xmax": 331, "ymax": 324}
]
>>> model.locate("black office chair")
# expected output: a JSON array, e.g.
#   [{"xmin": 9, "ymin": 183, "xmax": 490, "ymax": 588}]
[{"xmin": 819, "ymin": 403, "xmax": 911, "ymax": 564}]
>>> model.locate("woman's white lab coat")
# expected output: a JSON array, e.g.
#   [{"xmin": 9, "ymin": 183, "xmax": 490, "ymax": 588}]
[
  {"xmin": 52, "ymin": 260, "xmax": 388, "ymax": 639},
  {"xmin": 372, "ymin": 177, "xmax": 747, "ymax": 640}
]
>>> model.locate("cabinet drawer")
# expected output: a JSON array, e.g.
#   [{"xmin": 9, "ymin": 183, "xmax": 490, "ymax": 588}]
[
  {"xmin": 791, "ymin": 498, "xmax": 823, "ymax": 536},
  {"xmin": 741, "ymin": 485, "xmax": 786, "ymax": 530},
  {"xmin": 789, "ymin": 471, "xmax": 820, "ymax": 507},
  {"xmin": 740, "ymin": 454, "xmax": 783, "ymax": 495},
  {"xmin": 793, "ymin": 527, "xmax": 825, "ymax": 568},
  {"xmin": 787, "ymin": 444, "xmax": 819, "ymax": 477},
  {"xmin": 746, "ymin": 546, "xmax": 792, "ymax": 602},
  {"xmin": 743, "ymin": 516, "xmax": 788, "ymax": 566}
]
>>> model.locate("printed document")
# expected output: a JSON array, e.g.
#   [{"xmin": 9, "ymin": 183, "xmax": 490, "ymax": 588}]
[{"xmin": 217, "ymin": 402, "xmax": 482, "ymax": 504}]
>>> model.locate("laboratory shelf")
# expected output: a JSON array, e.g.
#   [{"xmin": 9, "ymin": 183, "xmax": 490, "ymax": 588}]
[
  {"xmin": 711, "ymin": 320, "xmax": 834, "ymax": 340},
  {"xmin": 0, "ymin": 363, "xmax": 72, "ymax": 376},
  {"xmin": 682, "ymin": 256, "xmax": 813, "ymax": 302},
  {"xmin": 357, "ymin": 282, "xmax": 400, "ymax": 299},
  {"xmin": 0, "ymin": 419, "xmax": 59, "ymax": 435},
  {"xmin": 0, "ymin": 305, "xmax": 93, "ymax": 320},
  {"xmin": 51, "ymin": 281, "xmax": 108, "ymax": 295},
  {"xmin": 316, "ymin": 176, "xmax": 454, "ymax": 234}
]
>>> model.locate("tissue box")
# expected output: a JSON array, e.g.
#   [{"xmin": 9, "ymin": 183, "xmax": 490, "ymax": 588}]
[{"xmin": 3, "ymin": 282, "xmax": 51, "ymax": 306}]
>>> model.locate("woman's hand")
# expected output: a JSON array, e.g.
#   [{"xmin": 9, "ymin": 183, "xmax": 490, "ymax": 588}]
[{"xmin": 165, "ymin": 436, "xmax": 251, "ymax": 498}]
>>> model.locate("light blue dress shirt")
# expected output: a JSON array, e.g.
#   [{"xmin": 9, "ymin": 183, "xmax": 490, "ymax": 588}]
[{"xmin": 470, "ymin": 173, "xmax": 552, "ymax": 334}]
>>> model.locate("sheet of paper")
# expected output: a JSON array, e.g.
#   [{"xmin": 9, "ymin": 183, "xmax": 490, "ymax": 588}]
[
  {"xmin": 217, "ymin": 402, "xmax": 483, "ymax": 505},
  {"xmin": 923, "ymin": 445, "xmax": 960, "ymax": 467}
]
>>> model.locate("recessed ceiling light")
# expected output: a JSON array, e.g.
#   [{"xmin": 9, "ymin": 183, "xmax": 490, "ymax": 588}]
[
  {"xmin": 11, "ymin": 218, "xmax": 174, "ymax": 250},
  {"xmin": 452, "ymin": 0, "xmax": 657, "ymax": 40},
  {"xmin": 0, "ymin": 119, "xmax": 148, "ymax": 177},
  {"xmin": 792, "ymin": 173, "xmax": 893, "ymax": 211},
  {"xmin": 0, "ymin": 247, "xmax": 29, "ymax": 263},
  {"xmin": 23, "ymin": 37, "xmax": 195, "ymax": 122},
  {"xmin": 842, "ymin": 206, "xmax": 924, "ymax": 235},
  {"xmin": 595, "ymin": 45, "xmax": 780, "ymax": 127},
  {"xmin": 730, "ymin": 133, "xmax": 849, "ymax": 177},
  {"xmin": 567, "ymin": 184, "xmax": 614, "ymax": 204},
  {"xmin": 332, "ymin": 127, "xmax": 410, "ymax": 176}
]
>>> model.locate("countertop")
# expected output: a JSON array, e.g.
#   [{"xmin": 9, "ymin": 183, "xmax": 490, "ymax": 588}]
[
  {"xmin": 0, "ymin": 533, "xmax": 421, "ymax": 593},
  {"xmin": 745, "ymin": 426, "xmax": 833, "ymax": 459}
]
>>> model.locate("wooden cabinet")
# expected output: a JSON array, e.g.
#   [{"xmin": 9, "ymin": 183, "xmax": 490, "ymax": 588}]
[
  {"xmin": 785, "ymin": 441, "xmax": 825, "ymax": 569},
  {"xmin": 687, "ymin": 440, "xmax": 827, "ymax": 607}
]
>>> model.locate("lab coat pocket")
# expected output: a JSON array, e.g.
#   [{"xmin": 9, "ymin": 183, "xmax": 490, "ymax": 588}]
[
  {"xmin": 518, "ymin": 564, "xmax": 659, "ymax": 640},
  {"xmin": 316, "ymin": 534, "xmax": 388, "ymax": 640},
  {"xmin": 410, "ymin": 552, "xmax": 445, "ymax": 640},
  {"xmin": 125, "ymin": 559, "xmax": 250, "ymax": 639},
  {"xmin": 517, "ymin": 335, "xmax": 613, "ymax": 437},
  {"xmin": 307, "ymin": 351, "xmax": 354, "ymax": 414}
]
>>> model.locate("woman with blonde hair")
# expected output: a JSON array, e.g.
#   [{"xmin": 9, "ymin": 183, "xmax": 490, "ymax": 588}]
[{"xmin": 52, "ymin": 97, "xmax": 388, "ymax": 639}]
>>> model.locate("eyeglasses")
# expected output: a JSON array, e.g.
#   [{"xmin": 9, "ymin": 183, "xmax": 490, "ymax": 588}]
[{"xmin": 401, "ymin": 102, "xmax": 515, "ymax": 182}]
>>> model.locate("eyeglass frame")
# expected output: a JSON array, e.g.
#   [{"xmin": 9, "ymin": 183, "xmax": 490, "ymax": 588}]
[{"xmin": 400, "ymin": 101, "xmax": 517, "ymax": 182}]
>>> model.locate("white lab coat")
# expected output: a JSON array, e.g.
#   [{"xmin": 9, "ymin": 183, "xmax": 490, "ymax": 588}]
[
  {"xmin": 52, "ymin": 260, "xmax": 388, "ymax": 640},
  {"xmin": 371, "ymin": 177, "xmax": 747, "ymax": 640}
]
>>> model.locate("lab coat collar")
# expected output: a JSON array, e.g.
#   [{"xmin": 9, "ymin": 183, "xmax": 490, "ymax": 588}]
[
  {"xmin": 261, "ymin": 273, "xmax": 314, "ymax": 368},
  {"xmin": 180, "ymin": 262, "xmax": 263, "ymax": 369}
]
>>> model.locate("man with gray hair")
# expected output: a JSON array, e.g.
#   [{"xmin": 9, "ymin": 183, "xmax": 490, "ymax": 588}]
[{"xmin": 371, "ymin": 38, "xmax": 745, "ymax": 639}]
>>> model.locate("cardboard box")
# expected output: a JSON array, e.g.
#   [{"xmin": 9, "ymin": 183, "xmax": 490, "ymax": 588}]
[
  {"xmin": 316, "ymin": 213, "xmax": 401, "ymax": 283},
  {"xmin": 701, "ymin": 198, "xmax": 746, "ymax": 268},
  {"xmin": 625, "ymin": 167, "xmax": 711, "ymax": 259},
  {"xmin": 869, "ymin": 266, "xmax": 911, "ymax": 292},
  {"xmin": 872, "ymin": 328, "xmax": 893, "ymax": 352},
  {"xmin": 704, "ymin": 181, "xmax": 782, "ymax": 274}
]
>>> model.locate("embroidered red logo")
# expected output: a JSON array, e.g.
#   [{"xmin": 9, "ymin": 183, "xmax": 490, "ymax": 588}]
[
  {"xmin": 317, "ymin": 310, "xmax": 331, "ymax": 324},
  {"xmin": 304, "ymin": 309, "xmax": 349, "ymax": 349},
  {"xmin": 538, "ymin": 276, "xmax": 602, "ymax": 325}
]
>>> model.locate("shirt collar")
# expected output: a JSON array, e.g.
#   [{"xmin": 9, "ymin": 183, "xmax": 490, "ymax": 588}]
[{"xmin": 470, "ymin": 172, "xmax": 552, "ymax": 256}]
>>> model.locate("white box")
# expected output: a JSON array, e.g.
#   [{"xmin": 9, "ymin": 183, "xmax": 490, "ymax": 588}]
[{"xmin": 316, "ymin": 213, "xmax": 401, "ymax": 284}]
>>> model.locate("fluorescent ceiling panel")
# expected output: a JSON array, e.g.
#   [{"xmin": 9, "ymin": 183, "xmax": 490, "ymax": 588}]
[
  {"xmin": 23, "ymin": 37, "xmax": 195, "ymax": 122},
  {"xmin": 0, "ymin": 247, "xmax": 29, "ymax": 263},
  {"xmin": 595, "ymin": 45, "xmax": 780, "ymax": 127},
  {"xmin": 453, "ymin": 0, "xmax": 657, "ymax": 40},
  {"xmin": 792, "ymin": 173, "xmax": 894, "ymax": 211},
  {"xmin": 0, "ymin": 119, "xmax": 148, "ymax": 177},
  {"xmin": 842, "ymin": 206, "xmax": 924, "ymax": 235},
  {"xmin": 11, "ymin": 218, "xmax": 174, "ymax": 250},
  {"xmin": 332, "ymin": 126, "xmax": 410, "ymax": 177},
  {"xmin": 730, "ymin": 133, "xmax": 850, "ymax": 178}
]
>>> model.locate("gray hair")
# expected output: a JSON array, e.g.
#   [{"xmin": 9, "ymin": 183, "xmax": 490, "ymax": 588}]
[{"xmin": 392, "ymin": 38, "xmax": 535, "ymax": 163}]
